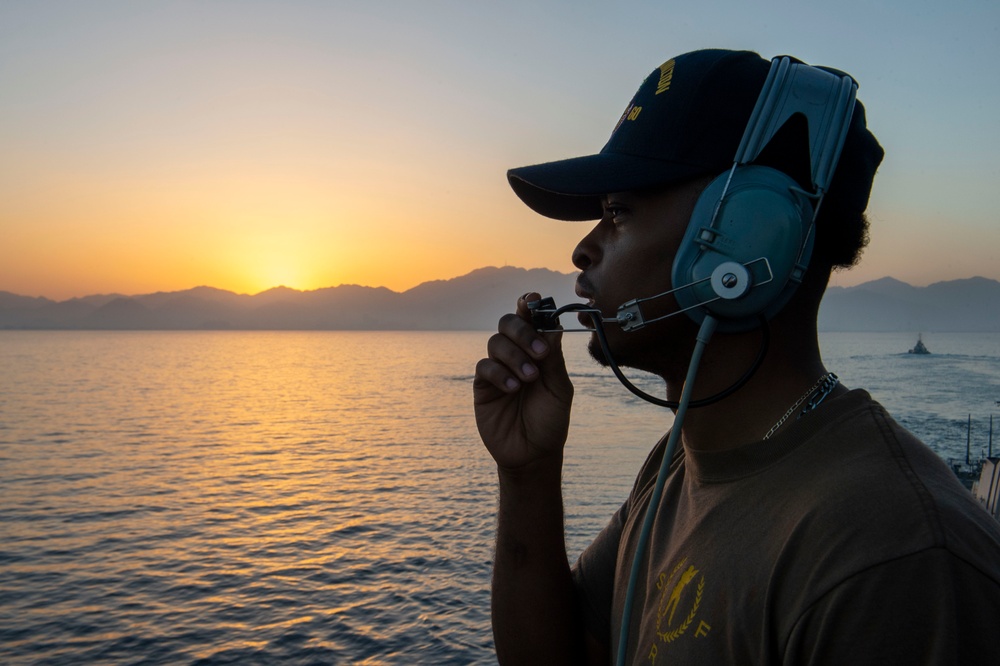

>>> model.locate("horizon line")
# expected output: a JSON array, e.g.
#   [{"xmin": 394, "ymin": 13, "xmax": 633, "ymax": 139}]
[{"xmin": 3, "ymin": 269, "xmax": 999, "ymax": 303}]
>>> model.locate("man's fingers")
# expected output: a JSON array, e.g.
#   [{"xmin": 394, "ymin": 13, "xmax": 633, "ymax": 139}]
[
  {"xmin": 486, "ymin": 332, "xmax": 540, "ymax": 384},
  {"xmin": 497, "ymin": 312, "xmax": 550, "ymax": 360},
  {"xmin": 474, "ymin": 357, "xmax": 522, "ymax": 395}
]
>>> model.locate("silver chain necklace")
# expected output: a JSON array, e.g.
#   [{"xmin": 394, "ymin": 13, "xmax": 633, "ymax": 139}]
[{"xmin": 763, "ymin": 372, "xmax": 839, "ymax": 440}]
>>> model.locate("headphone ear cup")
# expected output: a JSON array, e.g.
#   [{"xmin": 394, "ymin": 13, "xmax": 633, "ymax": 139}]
[{"xmin": 671, "ymin": 165, "xmax": 815, "ymax": 332}]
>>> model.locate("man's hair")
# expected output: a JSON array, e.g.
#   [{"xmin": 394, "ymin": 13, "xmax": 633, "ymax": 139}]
[
  {"xmin": 815, "ymin": 202, "xmax": 870, "ymax": 272},
  {"xmin": 751, "ymin": 108, "xmax": 876, "ymax": 276}
]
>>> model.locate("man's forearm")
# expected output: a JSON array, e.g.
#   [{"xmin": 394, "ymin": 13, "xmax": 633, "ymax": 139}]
[{"xmin": 491, "ymin": 456, "xmax": 581, "ymax": 665}]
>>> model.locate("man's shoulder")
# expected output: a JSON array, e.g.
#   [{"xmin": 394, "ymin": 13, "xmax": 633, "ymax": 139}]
[{"xmin": 788, "ymin": 391, "xmax": 1000, "ymax": 577}]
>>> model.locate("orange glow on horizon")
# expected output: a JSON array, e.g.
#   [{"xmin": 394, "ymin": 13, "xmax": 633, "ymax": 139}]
[{"xmin": 0, "ymin": 137, "xmax": 587, "ymax": 300}]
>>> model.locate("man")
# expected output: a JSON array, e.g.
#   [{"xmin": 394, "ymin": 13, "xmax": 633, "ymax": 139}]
[{"xmin": 473, "ymin": 49, "xmax": 1000, "ymax": 664}]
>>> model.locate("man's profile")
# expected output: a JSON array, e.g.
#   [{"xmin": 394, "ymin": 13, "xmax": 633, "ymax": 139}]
[{"xmin": 474, "ymin": 48, "xmax": 1000, "ymax": 664}]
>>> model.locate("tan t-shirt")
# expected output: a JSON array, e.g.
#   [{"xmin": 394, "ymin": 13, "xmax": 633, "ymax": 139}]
[{"xmin": 573, "ymin": 390, "xmax": 1000, "ymax": 664}]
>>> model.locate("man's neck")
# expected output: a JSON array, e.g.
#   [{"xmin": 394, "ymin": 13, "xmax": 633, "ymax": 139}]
[{"xmin": 660, "ymin": 328, "xmax": 836, "ymax": 453}]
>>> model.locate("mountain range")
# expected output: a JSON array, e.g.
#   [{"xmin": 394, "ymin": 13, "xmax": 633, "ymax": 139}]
[{"xmin": 1, "ymin": 268, "xmax": 998, "ymax": 331}]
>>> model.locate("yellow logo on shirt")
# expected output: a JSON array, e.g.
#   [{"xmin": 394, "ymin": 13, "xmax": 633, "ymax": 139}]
[{"xmin": 647, "ymin": 557, "xmax": 709, "ymax": 663}]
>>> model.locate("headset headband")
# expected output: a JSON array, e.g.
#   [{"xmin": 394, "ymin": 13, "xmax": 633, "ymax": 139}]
[{"xmin": 736, "ymin": 56, "xmax": 858, "ymax": 195}]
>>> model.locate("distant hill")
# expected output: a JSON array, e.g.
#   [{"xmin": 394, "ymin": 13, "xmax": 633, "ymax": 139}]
[
  {"xmin": 1, "ymin": 270, "xmax": 998, "ymax": 331},
  {"xmin": 0, "ymin": 267, "xmax": 578, "ymax": 331},
  {"xmin": 818, "ymin": 276, "xmax": 1000, "ymax": 331}
]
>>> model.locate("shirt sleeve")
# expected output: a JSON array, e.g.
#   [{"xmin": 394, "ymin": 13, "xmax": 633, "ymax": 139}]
[
  {"xmin": 570, "ymin": 433, "xmax": 675, "ymax": 647},
  {"xmin": 571, "ymin": 502, "xmax": 626, "ymax": 647},
  {"xmin": 783, "ymin": 547, "xmax": 1000, "ymax": 665}
]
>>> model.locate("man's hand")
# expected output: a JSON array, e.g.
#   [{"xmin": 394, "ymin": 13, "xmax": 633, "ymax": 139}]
[
  {"xmin": 474, "ymin": 293, "xmax": 584, "ymax": 665},
  {"xmin": 473, "ymin": 292, "xmax": 574, "ymax": 471}
]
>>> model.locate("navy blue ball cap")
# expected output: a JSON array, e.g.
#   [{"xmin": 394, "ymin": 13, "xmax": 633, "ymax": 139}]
[{"xmin": 507, "ymin": 48, "xmax": 883, "ymax": 222}]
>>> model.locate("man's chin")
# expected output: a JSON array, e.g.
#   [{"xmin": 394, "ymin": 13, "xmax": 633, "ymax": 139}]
[
  {"xmin": 586, "ymin": 332, "xmax": 649, "ymax": 373},
  {"xmin": 587, "ymin": 335, "xmax": 611, "ymax": 367}
]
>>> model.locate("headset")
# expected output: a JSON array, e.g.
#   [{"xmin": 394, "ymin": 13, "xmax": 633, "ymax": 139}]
[{"xmin": 667, "ymin": 56, "xmax": 858, "ymax": 332}]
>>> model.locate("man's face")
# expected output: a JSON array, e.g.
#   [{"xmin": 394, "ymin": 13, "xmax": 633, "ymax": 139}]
[{"xmin": 571, "ymin": 178, "xmax": 709, "ymax": 373}]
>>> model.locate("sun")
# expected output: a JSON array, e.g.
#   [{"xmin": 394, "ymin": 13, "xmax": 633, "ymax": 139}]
[
  {"xmin": 222, "ymin": 232, "xmax": 335, "ymax": 295},
  {"xmin": 262, "ymin": 265, "xmax": 305, "ymax": 291},
  {"xmin": 247, "ymin": 260, "xmax": 329, "ymax": 294}
]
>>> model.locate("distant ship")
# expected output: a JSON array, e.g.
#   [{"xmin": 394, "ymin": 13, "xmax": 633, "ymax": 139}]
[{"xmin": 908, "ymin": 334, "xmax": 930, "ymax": 355}]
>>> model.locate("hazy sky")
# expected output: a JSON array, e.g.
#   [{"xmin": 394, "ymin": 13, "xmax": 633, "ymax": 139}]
[{"xmin": 2, "ymin": 0, "xmax": 998, "ymax": 299}]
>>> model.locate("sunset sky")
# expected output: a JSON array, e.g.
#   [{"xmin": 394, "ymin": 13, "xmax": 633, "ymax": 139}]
[{"xmin": 2, "ymin": 0, "xmax": 998, "ymax": 300}]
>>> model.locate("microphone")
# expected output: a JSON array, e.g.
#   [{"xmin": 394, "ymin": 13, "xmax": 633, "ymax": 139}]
[
  {"xmin": 527, "ymin": 258, "xmax": 773, "ymax": 334},
  {"xmin": 526, "ymin": 296, "xmax": 614, "ymax": 332}
]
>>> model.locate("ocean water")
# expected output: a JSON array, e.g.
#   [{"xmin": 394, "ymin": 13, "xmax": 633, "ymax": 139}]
[
  {"xmin": 820, "ymin": 331, "xmax": 1000, "ymax": 463},
  {"xmin": 1, "ymin": 329, "xmax": 998, "ymax": 665}
]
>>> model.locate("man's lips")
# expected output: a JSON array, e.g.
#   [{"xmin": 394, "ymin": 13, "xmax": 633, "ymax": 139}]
[
  {"xmin": 575, "ymin": 276, "xmax": 598, "ymax": 328},
  {"xmin": 575, "ymin": 275, "xmax": 595, "ymax": 303},
  {"xmin": 577, "ymin": 310, "xmax": 597, "ymax": 329}
]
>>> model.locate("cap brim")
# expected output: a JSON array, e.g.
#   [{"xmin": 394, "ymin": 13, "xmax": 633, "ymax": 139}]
[{"xmin": 507, "ymin": 152, "xmax": 714, "ymax": 221}]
